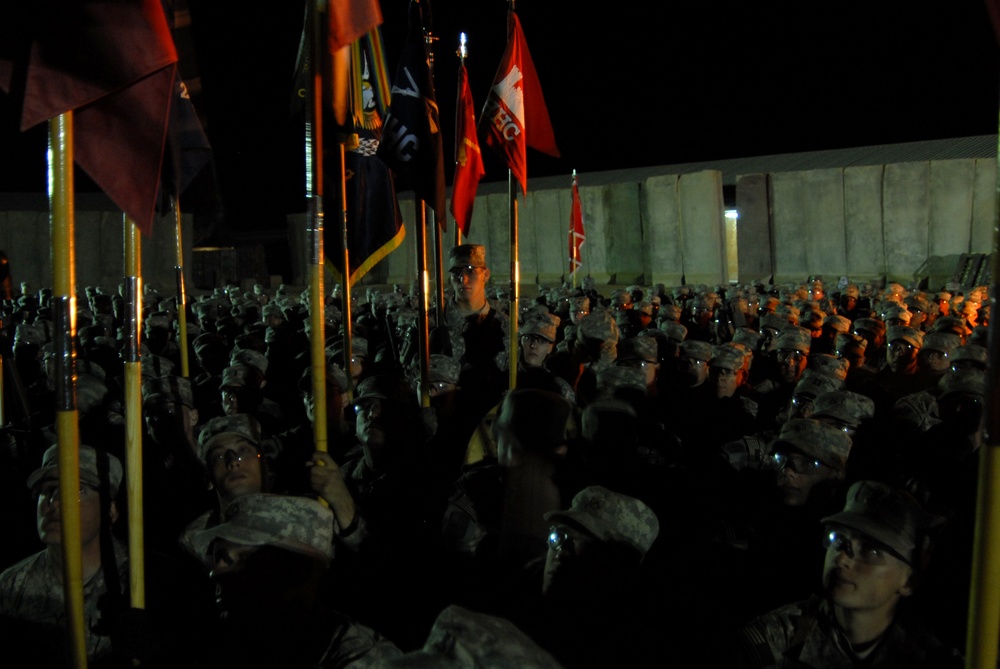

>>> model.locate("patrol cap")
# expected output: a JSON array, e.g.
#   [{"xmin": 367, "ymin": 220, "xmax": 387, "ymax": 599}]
[
  {"xmin": 634, "ymin": 301, "xmax": 654, "ymax": 317},
  {"xmin": 353, "ymin": 374, "xmax": 418, "ymax": 408},
  {"xmin": 658, "ymin": 321, "xmax": 687, "ymax": 344},
  {"xmin": 494, "ymin": 389, "xmax": 571, "ymax": 455},
  {"xmin": 544, "ymin": 486, "xmax": 659, "ymax": 560},
  {"xmin": 569, "ymin": 296, "xmax": 590, "ymax": 313},
  {"xmin": 221, "ymin": 364, "xmax": 263, "ymax": 390},
  {"xmin": 679, "ymin": 340, "xmax": 712, "ymax": 362},
  {"xmin": 822, "ymin": 314, "xmax": 852, "ymax": 334},
  {"xmin": 835, "ymin": 333, "xmax": 868, "ymax": 356},
  {"xmin": 197, "ymin": 414, "xmax": 263, "ymax": 461},
  {"xmin": 853, "ymin": 317, "xmax": 885, "ymax": 336},
  {"xmin": 904, "ymin": 295, "xmax": 931, "ymax": 314},
  {"xmin": 822, "ymin": 480, "xmax": 932, "ymax": 564},
  {"xmin": 931, "ymin": 316, "xmax": 969, "ymax": 338},
  {"xmin": 14, "ymin": 323, "xmax": 46, "ymax": 347},
  {"xmin": 193, "ymin": 332, "xmax": 227, "ymax": 356},
  {"xmin": 887, "ymin": 326, "xmax": 923, "ymax": 349},
  {"xmin": 521, "ymin": 312, "xmax": 560, "ymax": 343},
  {"xmin": 776, "ymin": 304, "xmax": 801, "ymax": 325},
  {"xmin": 658, "ymin": 303, "xmax": 682, "ymax": 322},
  {"xmin": 811, "ymin": 391, "xmax": 875, "ymax": 427},
  {"xmin": 191, "ymin": 493, "xmax": 334, "ymax": 565},
  {"xmin": 576, "ymin": 310, "xmax": 618, "ymax": 344},
  {"xmin": 731, "ymin": 327, "xmax": 762, "ymax": 351},
  {"xmin": 618, "ymin": 337, "xmax": 658, "ymax": 364},
  {"xmin": 448, "ymin": 244, "xmax": 487, "ymax": 270},
  {"xmin": 710, "ymin": 345, "xmax": 745, "ymax": 372},
  {"xmin": 775, "ymin": 326, "xmax": 812, "ymax": 354},
  {"xmin": 385, "ymin": 605, "xmax": 562, "ymax": 669},
  {"xmin": 935, "ymin": 291, "xmax": 953, "ymax": 303},
  {"xmin": 808, "ymin": 354, "xmax": 849, "ymax": 381},
  {"xmin": 760, "ymin": 313, "xmax": 789, "ymax": 332},
  {"xmin": 951, "ymin": 344, "xmax": 988, "ymax": 369},
  {"xmin": 597, "ymin": 366, "xmax": 648, "ymax": 396},
  {"xmin": 27, "ymin": 444, "xmax": 124, "ymax": 496},
  {"xmin": 231, "ymin": 348, "xmax": 268, "ymax": 376},
  {"xmin": 297, "ymin": 357, "xmax": 349, "ymax": 394},
  {"xmin": 793, "ymin": 371, "xmax": 844, "ymax": 400},
  {"xmin": 920, "ymin": 331, "xmax": 961, "ymax": 355},
  {"xmin": 882, "ymin": 305, "xmax": 911, "ymax": 325},
  {"xmin": 142, "ymin": 375, "xmax": 195, "ymax": 409},
  {"xmin": 770, "ymin": 418, "xmax": 852, "ymax": 472},
  {"xmin": 938, "ymin": 367, "xmax": 987, "ymax": 400},
  {"xmin": 428, "ymin": 354, "xmax": 461, "ymax": 384},
  {"xmin": 800, "ymin": 310, "xmax": 825, "ymax": 331},
  {"xmin": 141, "ymin": 354, "xmax": 175, "ymax": 379},
  {"xmin": 611, "ymin": 289, "xmax": 633, "ymax": 307}
]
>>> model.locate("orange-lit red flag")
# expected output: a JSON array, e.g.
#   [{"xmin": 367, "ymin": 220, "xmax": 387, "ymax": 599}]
[
  {"xmin": 481, "ymin": 11, "xmax": 559, "ymax": 194},
  {"xmin": 329, "ymin": 0, "xmax": 383, "ymax": 53},
  {"xmin": 450, "ymin": 63, "xmax": 484, "ymax": 237},
  {"xmin": 569, "ymin": 173, "xmax": 585, "ymax": 276}
]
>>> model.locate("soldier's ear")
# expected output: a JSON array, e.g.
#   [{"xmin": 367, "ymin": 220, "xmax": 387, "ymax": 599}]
[
  {"xmin": 483, "ymin": 268, "xmax": 491, "ymax": 284},
  {"xmin": 899, "ymin": 569, "xmax": 916, "ymax": 598},
  {"xmin": 108, "ymin": 501, "xmax": 119, "ymax": 524}
]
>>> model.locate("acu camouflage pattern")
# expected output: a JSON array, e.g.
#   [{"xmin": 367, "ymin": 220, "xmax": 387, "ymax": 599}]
[
  {"xmin": 197, "ymin": 414, "xmax": 264, "ymax": 459},
  {"xmin": 822, "ymin": 480, "xmax": 933, "ymax": 563},
  {"xmin": 191, "ymin": 493, "xmax": 334, "ymax": 564},
  {"xmin": 811, "ymin": 391, "xmax": 875, "ymax": 426},
  {"xmin": 142, "ymin": 375, "xmax": 194, "ymax": 408},
  {"xmin": 771, "ymin": 418, "xmax": 852, "ymax": 472},
  {"xmin": 27, "ymin": 443, "xmax": 123, "ymax": 495},
  {"xmin": 545, "ymin": 485, "xmax": 659, "ymax": 558}
]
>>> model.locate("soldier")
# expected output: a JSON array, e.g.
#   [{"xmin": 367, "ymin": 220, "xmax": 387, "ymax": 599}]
[
  {"xmin": 733, "ymin": 481, "xmax": 961, "ymax": 668},
  {"xmin": 191, "ymin": 494, "xmax": 400, "ymax": 668}
]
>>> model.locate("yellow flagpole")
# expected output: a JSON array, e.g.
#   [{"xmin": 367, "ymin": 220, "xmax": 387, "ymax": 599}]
[
  {"xmin": 49, "ymin": 111, "xmax": 87, "ymax": 669},
  {"xmin": 173, "ymin": 198, "xmax": 190, "ymax": 378},
  {"xmin": 508, "ymin": 170, "xmax": 519, "ymax": 390},
  {"xmin": 123, "ymin": 215, "xmax": 145, "ymax": 608}
]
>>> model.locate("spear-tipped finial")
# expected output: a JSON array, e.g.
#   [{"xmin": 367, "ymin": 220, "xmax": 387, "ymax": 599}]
[{"xmin": 458, "ymin": 32, "xmax": 467, "ymax": 61}]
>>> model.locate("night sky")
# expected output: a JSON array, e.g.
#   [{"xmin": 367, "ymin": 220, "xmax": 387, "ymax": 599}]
[{"xmin": 2, "ymin": 0, "xmax": 998, "ymax": 236}]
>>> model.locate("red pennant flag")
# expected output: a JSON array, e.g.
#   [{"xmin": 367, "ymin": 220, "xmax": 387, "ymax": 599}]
[
  {"xmin": 0, "ymin": 0, "xmax": 178, "ymax": 235},
  {"xmin": 569, "ymin": 173, "xmax": 585, "ymax": 276},
  {"xmin": 450, "ymin": 63, "xmax": 485, "ymax": 237},
  {"xmin": 481, "ymin": 11, "xmax": 559, "ymax": 194},
  {"xmin": 329, "ymin": 0, "xmax": 383, "ymax": 52}
]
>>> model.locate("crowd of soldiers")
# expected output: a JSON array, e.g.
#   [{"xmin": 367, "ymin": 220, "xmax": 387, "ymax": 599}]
[{"xmin": 0, "ymin": 242, "xmax": 987, "ymax": 667}]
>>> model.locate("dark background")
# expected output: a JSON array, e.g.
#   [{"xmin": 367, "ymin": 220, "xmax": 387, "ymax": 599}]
[{"xmin": 2, "ymin": 0, "xmax": 999, "ymax": 239}]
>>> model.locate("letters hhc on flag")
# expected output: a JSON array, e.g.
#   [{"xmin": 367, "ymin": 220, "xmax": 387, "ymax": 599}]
[{"xmin": 481, "ymin": 10, "xmax": 559, "ymax": 195}]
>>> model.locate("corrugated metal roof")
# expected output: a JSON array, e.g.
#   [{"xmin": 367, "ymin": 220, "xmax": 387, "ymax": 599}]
[{"xmin": 481, "ymin": 135, "xmax": 999, "ymax": 193}]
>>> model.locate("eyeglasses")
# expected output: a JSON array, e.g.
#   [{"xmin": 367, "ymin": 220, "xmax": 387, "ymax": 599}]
[
  {"xmin": 823, "ymin": 528, "xmax": 907, "ymax": 566},
  {"xmin": 619, "ymin": 358, "xmax": 656, "ymax": 369},
  {"xmin": 768, "ymin": 451, "xmax": 827, "ymax": 474},
  {"xmin": 209, "ymin": 444, "xmax": 260, "ymax": 466},
  {"xmin": 520, "ymin": 334, "xmax": 551, "ymax": 347},
  {"xmin": 887, "ymin": 341, "xmax": 915, "ymax": 353},
  {"xmin": 33, "ymin": 482, "xmax": 96, "ymax": 504},
  {"xmin": 353, "ymin": 397, "xmax": 383, "ymax": 417},
  {"xmin": 776, "ymin": 350, "xmax": 807, "ymax": 363},
  {"xmin": 547, "ymin": 526, "xmax": 593, "ymax": 555}
]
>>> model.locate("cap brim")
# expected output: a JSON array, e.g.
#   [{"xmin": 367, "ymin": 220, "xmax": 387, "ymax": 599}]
[{"xmin": 820, "ymin": 511, "xmax": 913, "ymax": 562}]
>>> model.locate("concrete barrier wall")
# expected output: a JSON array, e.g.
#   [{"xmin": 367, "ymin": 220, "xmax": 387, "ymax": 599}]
[{"xmin": 3, "ymin": 158, "xmax": 995, "ymax": 292}]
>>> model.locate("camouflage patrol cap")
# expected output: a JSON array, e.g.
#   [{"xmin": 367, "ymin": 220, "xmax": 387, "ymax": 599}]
[
  {"xmin": 938, "ymin": 367, "xmax": 987, "ymax": 399},
  {"xmin": 771, "ymin": 418, "xmax": 852, "ymax": 472},
  {"xmin": 142, "ymin": 375, "xmax": 195, "ymax": 408},
  {"xmin": 193, "ymin": 332, "xmax": 226, "ymax": 356},
  {"xmin": 658, "ymin": 321, "xmax": 687, "ymax": 344},
  {"xmin": 794, "ymin": 372, "xmax": 844, "ymax": 401},
  {"xmin": 853, "ymin": 317, "xmax": 885, "ymax": 336},
  {"xmin": 931, "ymin": 316, "xmax": 969, "ymax": 338},
  {"xmin": 835, "ymin": 333, "xmax": 867, "ymax": 356},
  {"xmin": 544, "ymin": 485, "xmax": 660, "ymax": 559},
  {"xmin": 14, "ymin": 323, "xmax": 46, "ymax": 347},
  {"xmin": 710, "ymin": 345, "xmax": 745, "ymax": 371},
  {"xmin": 760, "ymin": 313, "xmax": 788, "ymax": 332},
  {"xmin": 679, "ymin": 340, "xmax": 712, "ymax": 362},
  {"xmin": 494, "ymin": 389, "xmax": 571, "ymax": 455},
  {"xmin": 811, "ymin": 390, "xmax": 875, "ymax": 427},
  {"xmin": 904, "ymin": 295, "xmax": 931, "ymax": 314},
  {"xmin": 611, "ymin": 289, "xmax": 633, "ymax": 307},
  {"xmin": 882, "ymin": 305, "xmax": 911, "ymax": 325},
  {"xmin": 297, "ymin": 356, "xmax": 349, "ymax": 394},
  {"xmin": 658, "ymin": 303, "xmax": 682, "ymax": 322},
  {"xmin": 886, "ymin": 282, "xmax": 907, "ymax": 298},
  {"xmin": 808, "ymin": 354, "xmax": 849, "ymax": 381},
  {"xmin": 569, "ymin": 295, "xmax": 590, "ymax": 312},
  {"xmin": 141, "ymin": 354, "xmax": 175, "ymax": 379},
  {"xmin": 634, "ymin": 301, "xmax": 654, "ymax": 317},
  {"xmin": 935, "ymin": 291, "xmax": 953, "ymax": 303},
  {"xmin": 27, "ymin": 444, "xmax": 124, "ymax": 496},
  {"xmin": 190, "ymin": 493, "xmax": 334, "ymax": 565},
  {"xmin": 386, "ymin": 605, "xmax": 562, "ymax": 669},
  {"xmin": 731, "ymin": 327, "xmax": 762, "ymax": 351},
  {"xmin": 822, "ymin": 315, "xmax": 852, "ymax": 334},
  {"xmin": 844, "ymin": 284, "xmax": 860, "ymax": 299},
  {"xmin": 776, "ymin": 304, "xmax": 801, "ymax": 326},
  {"xmin": 221, "ymin": 364, "xmax": 263, "ymax": 390},
  {"xmin": 822, "ymin": 481, "xmax": 932, "ymax": 564},
  {"xmin": 618, "ymin": 337, "xmax": 658, "ymax": 363},
  {"xmin": 354, "ymin": 374, "xmax": 418, "ymax": 407},
  {"xmin": 197, "ymin": 414, "xmax": 263, "ymax": 459},
  {"xmin": 231, "ymin": 348, "xmax": 268, "ymax": 376},
  {"xmin": 448, "ymin": 244, "xmax": 487, "ymax": 270},
  {"xmin": 887, "ymin": 326, "xmax": 923, "ymax": 349},
  {"xmin": 428, "ymin": 354, "xmax": 461, "ymax": 384},
  {"xmin": 775, "ymin": 326, "xmax": 812, "ymax": 354},
  {"xmin": 800, "ymin": 310, "xmax": 825, "ymax": 330},
  {"xmin": 577, "ymin": 310, "xmax": 618, "ymax": 344},
  {"xmin": 521, "ymin": 312, "xmax": 560, "ymax": 343},
  {"xmin": 262, "ymin": 303, "xmax": 284, "ymax": 321},
  {"xmin": 921, "ymin": 331, "xmax": 961, "ymax": 354},
  {"xmin": 597, "ymin": 366, "xmax": 648, "ymax": 396},
  {"xmin": 951, "ymin": 344, "xmax": 988, "ymax": 369}
]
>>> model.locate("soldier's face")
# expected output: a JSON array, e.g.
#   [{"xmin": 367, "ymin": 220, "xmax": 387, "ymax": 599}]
[
  {"xmin": 450, "ymin": 266, "xmax": 489, "ymax": 306},
  {"xmin": 887, "ymin": 340, "xmax": 918, "ymax": 374},
  {"xmin": 35, "ymin": 478, "xmax": 112, "ymax": 549},
  {"xmin": 520, "ymin": 335, "xmax": 553, "ymax": 368},
  {"xmin": 710, "ymin": 366, "xmax": 741, "ymax": 398},
  {"xmin": 822, "ymin": 526, "xmax": 913, "ymax": 619},
  {"xmin": 776, "ymin": 349, "xmax": 808, "ymax": 384},
  {"xmin": 207, "ymin": 435, "xmax": 263, "ymax": 506}
]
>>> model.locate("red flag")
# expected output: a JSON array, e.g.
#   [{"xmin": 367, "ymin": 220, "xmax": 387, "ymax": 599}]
[
  {"xmin": 569, "ymin": 173, "xmax": 585, "ymax": 276},
  {"xmin": 0, "ymin": 0, "xmax": 178, "ymax": 235},
  {"xmin": 329, "ymin": 0, "xmax": 383, "ymax": 52},
  {"xmin": 450, "ymin": 63, "xmax": 485, "ymax": 236},
  {"xmin": 481, "ymin": 11, "xmax": 559, "ymax": 194}
]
